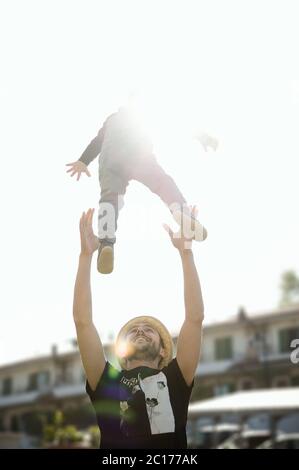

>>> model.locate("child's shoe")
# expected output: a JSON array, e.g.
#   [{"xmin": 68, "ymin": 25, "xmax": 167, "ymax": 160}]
[{"xmin": 97, "ymin": 241, "xmax": 114, "ymax": 274}]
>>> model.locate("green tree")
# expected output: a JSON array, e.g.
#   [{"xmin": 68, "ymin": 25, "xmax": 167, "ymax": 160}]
[{"xmin": 279, "ymin": 270, "xmax": 299, "ymax": 307}]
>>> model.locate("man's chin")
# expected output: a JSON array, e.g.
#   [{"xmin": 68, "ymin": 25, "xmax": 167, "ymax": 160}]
[
  {"xmin": 133, "ymin": 343, "xmax": 149, "ymax": 353},
  {"xmin": 127, "ymin": 344, "xmax": 153, "ymax": 359}
]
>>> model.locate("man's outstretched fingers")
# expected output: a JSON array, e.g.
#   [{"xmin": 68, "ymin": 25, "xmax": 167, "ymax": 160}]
[
  {"xmin": 89, "ymin": 208, "xmax": 95, "ymax": 222},
  {"xmin": 79, "ymin": 213, "xmax": 84, "ymax": 234},
  {"xmin": 82, "ymin": 211, "xmax": 87, "ymax": 231},
  {"xmin": 87, "ymin": 208, "xmax": 92, "ymax": 225},
  {"xmin": 163, "ymin": 223, "xmax": 174, "ymax": 239},
  {"xmin": 191, "ymin": 205, "xmax": 198, "ymax": 218},
  {"xmin": 88, "ymin": 208, "xmax": 94, "ymax": 222}
]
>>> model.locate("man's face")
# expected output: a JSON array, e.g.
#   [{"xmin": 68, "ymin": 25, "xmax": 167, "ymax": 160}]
[{"xmin": 124, "ymin": 323, "xmax": 163, "ymax": 362}]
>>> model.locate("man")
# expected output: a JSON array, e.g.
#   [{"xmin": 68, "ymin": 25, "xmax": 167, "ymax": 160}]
[
  {"xmin": 73, "ymin": 208, "xmax": 204, "ymax": 449},
  {"xmin": 66, "ymin": 97, "xmax": 212, "ymax": 274}
]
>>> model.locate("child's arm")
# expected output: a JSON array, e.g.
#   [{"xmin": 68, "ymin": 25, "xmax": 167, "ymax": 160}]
[
  {"xmin": 78, "ymin": 125, "xmax": 105, "ymax": 166},
  {"xmin": 66, "ymin": 124, "xmax": 106, "ymax": 181}
]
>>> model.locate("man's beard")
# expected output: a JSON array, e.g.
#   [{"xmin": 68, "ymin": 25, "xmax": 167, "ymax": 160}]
[{"xmin": 127, "ymin": 338, "xmax": 161, "ymax": 362}]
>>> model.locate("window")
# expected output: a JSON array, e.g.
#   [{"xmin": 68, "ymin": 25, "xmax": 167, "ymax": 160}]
[
  {"xmin": 27, "ymin": 373, "xmax": 38, "ymax": 391},
  {"xmin": 279, "ymin": 328, "xmax": 299, "ymax": 353},
  {"xmin": 291, "ymin": 376, "xmax": 299, "ymax": 386},
  {"xmin": 2, "ymin": 377, "xmax": 12, "ymax": 396},
  {"xmin": 10, "ymin": 415, "xmax": 19, "ymax": 432},
  {"xmin": 215, "ymin": 337, "xmax": 233, "ymax": 360},
  {"xmin": 273, "ymin": 377, "xmax": 290, "ymax": 388},
  {"xmin": 194, "ymin": 384, "xmax": 214, "ymax": 401},
  {"xmin": 240, "ymin": 379, "xmax": 254, "ymax": 390},
  {"xmin": 37, "ymin": 371, "xmax": 50, "ymax": 390},
  {"xmin": 214, "ymin": 383, "xmax": 235, "ymax": 396},
  {"xmin": 27, "ymin": 371, "xmax": 50, "ymax": 391}
]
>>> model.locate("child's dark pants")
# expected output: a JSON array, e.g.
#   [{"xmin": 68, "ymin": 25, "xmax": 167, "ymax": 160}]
[{"xmin": 98, "ymin": 153, "xmax": 186, "ymax": 244}]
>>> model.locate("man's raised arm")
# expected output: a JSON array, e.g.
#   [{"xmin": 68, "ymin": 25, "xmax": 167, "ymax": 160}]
[
  {"xmin": 73, "ymin": 209, "xmax": 106, "ymax": 390},
  {"xmin": 164, "ymin": 207, "xmax": 204, "ymax": 386}
]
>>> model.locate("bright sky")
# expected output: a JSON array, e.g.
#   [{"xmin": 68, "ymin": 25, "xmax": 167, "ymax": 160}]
[{"xmin": 0, "ymin": 0, "xmax": 298, "ymax": 365}]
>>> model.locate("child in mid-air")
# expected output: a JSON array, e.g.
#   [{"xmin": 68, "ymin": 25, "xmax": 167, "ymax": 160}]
[{"xmin": 66, "ymin": 96, "xmax": 217, "ymax": 274}]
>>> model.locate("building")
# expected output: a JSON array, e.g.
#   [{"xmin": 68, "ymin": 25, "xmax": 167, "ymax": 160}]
[
  {"xmin": 194, "ymin": 304, "xmax": 299, "ymax": 400},
  {"xmin": 0, "ymin": 305, "xmax": 298, "ymax": 444}
]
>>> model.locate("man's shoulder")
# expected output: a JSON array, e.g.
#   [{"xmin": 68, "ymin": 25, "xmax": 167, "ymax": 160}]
[
  {"xmin": 163, "ymin": 357, "xmax": 178, "ymax": 369},
  {"xmin": 162, "ymin": 358, "xmax": 183, "ymax": 378}
]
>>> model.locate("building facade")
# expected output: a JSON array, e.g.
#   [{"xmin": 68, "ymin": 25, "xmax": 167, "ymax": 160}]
[
  {"xmin": 194, "ymin": 305, "xmax": 299, "ymax": 400},
  {"xmin": 0, "ymin": 305, "xmax": 299, "ymax": 442}
]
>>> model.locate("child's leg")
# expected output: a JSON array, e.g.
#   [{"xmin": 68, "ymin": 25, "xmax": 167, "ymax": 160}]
[
  {"xmin": 131, "ymin": 154, "xmax": 186, "ymax": 207},
  {"xmin": 131, "ymin": 155, "xmax": 207, "ymax": 241},
  {"xmin": 97, "ymin": 172, "xmax": 128, "ymax": 274},
  {"xmin": 98, "ymin": 190, "xmax": 120, "ymax": 244},
  {"xmin": 98, "ymin": 171, "xmax": 128, "ymax": 244}
]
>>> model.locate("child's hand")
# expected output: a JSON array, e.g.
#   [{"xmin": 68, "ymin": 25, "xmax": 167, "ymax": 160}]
[
  {"xmin": 66, "ymin": 160, "xmax": 91, "ymax": 181},
  {"xmin": 194, "ymin": 132, "xmax": 219, "ymax": 152}
]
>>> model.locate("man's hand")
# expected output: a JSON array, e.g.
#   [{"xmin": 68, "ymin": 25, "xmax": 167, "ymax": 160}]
[
  {"xmin": 163, "ymin": 206, "xmax": 199, "ymax": 253},
  {"xmin": 80, "ymin": 209, "xmax": 99, "ymax": 256},
  {"xmin": 194, "ymin": 132, "xmax": 219, "ymax": 151},
  {"xmin": 66, "ymin": 160, "xmax": 91, "ymax": 181}
]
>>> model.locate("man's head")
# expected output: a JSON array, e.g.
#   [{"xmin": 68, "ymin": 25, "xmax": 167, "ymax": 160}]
[{"xmin": 115, "ymin": 316, "xmax": 173, "ymax": 370}]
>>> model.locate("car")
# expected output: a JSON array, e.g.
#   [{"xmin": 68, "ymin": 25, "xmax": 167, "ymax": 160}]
[
  {"xmin": 188, "ymin": 423, "xmax": 240, "ymax": 449},
  {"xmin": 257, "ymin": 432, "xmax": 299, "ymax": 449},
  {"xmin": 218, "ymin": 429, "xmax": 270, "ymax": 449}
]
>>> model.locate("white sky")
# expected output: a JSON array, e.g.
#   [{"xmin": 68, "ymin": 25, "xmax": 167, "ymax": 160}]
[{"xmin": 0, "ymin": 0, "xmax": 298, "ymax": 365}]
